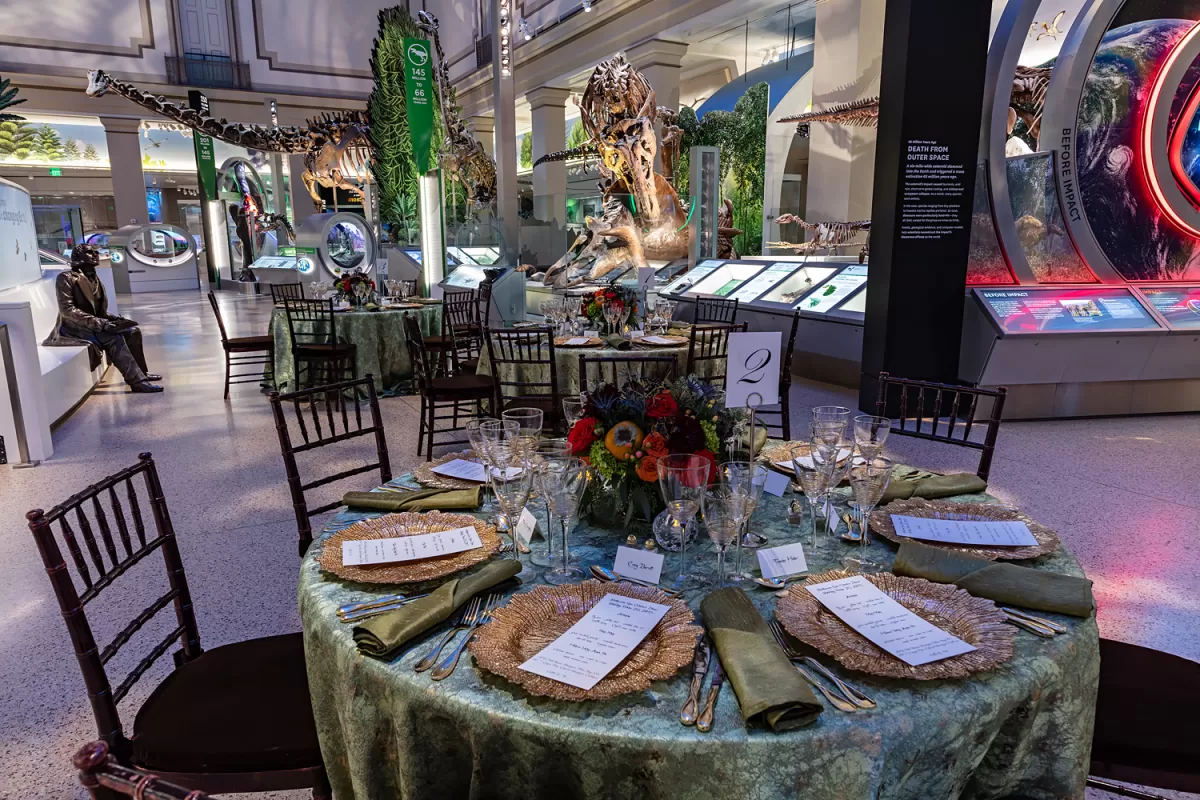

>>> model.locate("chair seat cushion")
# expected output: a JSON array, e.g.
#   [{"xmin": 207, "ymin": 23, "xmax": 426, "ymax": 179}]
[
  {"xmin": 132, "ymin": 633, "xmax": 321, "ymax": 774},
  {"xmin": 226, "ymin": 335, "xmax": 274, "ymax": 352},
  {"xmin": 294, "ymin": 343, "xmax": 355, "ymax": 357},
  {"xmin": 431, "ymin": 373, "xmax": 495, "ymax": 396},
  {"xmin": 456, "ymin": 357, "xmax": 480, "ymax": 374}
]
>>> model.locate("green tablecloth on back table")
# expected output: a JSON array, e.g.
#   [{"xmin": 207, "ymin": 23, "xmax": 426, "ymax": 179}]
[
  {"xmin": 298, "ymin": 480, "xmax": 1099, "ymax": 800},
  {"xmin": 270, "ymin": 304, "xmax": 441, "ymax": 393}
]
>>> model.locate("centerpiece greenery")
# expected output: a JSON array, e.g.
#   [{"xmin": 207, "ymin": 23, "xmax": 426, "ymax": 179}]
[
  {"xmin": 336, "ymin": 269, "xmax": 376, "ymax": 305},
  {"xmin": 582, "ymin": 285, "xmax": 639, "ymax": 330}
]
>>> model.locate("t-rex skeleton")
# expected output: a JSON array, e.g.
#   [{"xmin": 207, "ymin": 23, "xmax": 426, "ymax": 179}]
[
  {"xmin": 768, "ymin": 214, "xmax": 871, "ymax": 263},
  {"xmin": 85, "ymin": 69, "xmax": 370, "ymax": 213}
]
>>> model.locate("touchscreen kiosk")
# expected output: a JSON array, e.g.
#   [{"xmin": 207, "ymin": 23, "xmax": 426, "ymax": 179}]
[
  {"xmin": 1136, "ymin": 286, "xmax": 1200, "ymax": 330},
  {"xmin": 976, "ymin": 287, "xmax": 1161, "ymax": 333}
]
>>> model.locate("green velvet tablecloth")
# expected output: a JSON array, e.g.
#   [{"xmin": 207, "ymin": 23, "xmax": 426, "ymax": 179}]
[
  {"xmin": 270, "ymin": 304, "xmax": 441, "ymax": 393},
  {"xmin": 298, "ymin": 477, "xmax": 1098, "ymax": 800}
]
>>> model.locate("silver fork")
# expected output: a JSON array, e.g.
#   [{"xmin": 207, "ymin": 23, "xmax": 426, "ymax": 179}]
[
  {"xmin": 769, "ymin": 620, "xmax": 874, "ymax": 711},
  {"xmin": 414, "ymin": 597, "xmax": 483, "ymax": 673},
  {"xmin": 431, "ymin": 593, "xmax": 501, "ymax": 681}
]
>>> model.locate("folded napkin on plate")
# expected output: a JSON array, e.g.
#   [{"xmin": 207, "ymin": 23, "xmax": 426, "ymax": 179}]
[
  {"xmin": 364, "ymin": 302, "xmax": 380, "ymax": 311},
  {"xmin": 353, "ymin": 559, "xmax": 521, "ymax": 659},
  {"xmin": 604, "ymin": 334, "xmax": 632, "ymax": 351},
  {"xmin": 341, "ymin": 487, "xmax": 481, "ymax": 512},
  {"xmin": 881, "ymin": 469, "xmax": 987, "ymax": 502},
  {"xmin": 700, "ymin": 587, "xmax": 823, "ymax": 731},
  {"xmin": 893, "ymin": 541, "xmax": 1095, "ymax": 617}
]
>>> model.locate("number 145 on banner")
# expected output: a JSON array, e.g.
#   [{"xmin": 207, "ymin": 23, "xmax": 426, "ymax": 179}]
[{"xmin": 725, "ymin": 331, "xmax": 781, "ymax": 408}]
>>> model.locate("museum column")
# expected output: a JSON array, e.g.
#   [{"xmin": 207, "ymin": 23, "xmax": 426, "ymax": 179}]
[
  {"xmin": 469, "ymin": 116, "xmax": 496, "ymax": 160},
  {"xmin": 491, "ymin": 0, "xmax": 519, "ymax": 263},
  {"xmin": 100, "ymin": 116, "xmax": 149, "ymax": 226},
  {"xmin": 805, "ymin": 0, "xmax": 885, "ymax": 223},
  {"xmin": 527, "ymin": 87, "xmax": 570, "ymax": 226},
  {"xmin": 626, "ymin": 38, "xmax": 688, "ymax": 172}
]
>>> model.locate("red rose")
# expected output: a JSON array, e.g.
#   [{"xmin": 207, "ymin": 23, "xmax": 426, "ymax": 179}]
[
  {"xmin": 646, "ymin": 392, "xmax": 679, "ymax": 419},
  {"xmin": 567, "ymin": 417, "xmax": 599, "ymax": 455},
  {"xmin": 696, "ymin": 450, "xmax": 718, "ymax": 486}
]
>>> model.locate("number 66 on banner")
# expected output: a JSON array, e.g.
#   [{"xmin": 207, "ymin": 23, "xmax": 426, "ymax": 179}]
[{"xmin": 724, "ymin": 332, "xmax": 781, "ymax": 408}]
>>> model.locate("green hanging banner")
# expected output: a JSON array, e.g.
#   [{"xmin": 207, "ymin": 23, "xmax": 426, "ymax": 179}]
[
  {"xmin": 403, "ymin": 37, "xmax": 434, "ymax": 174},
  {"xmin": 194, "ymin": 132, "xmax": 217, "ymax": 200}
]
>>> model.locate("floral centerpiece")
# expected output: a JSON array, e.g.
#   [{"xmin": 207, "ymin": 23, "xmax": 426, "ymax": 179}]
[
  {"xmin": 582, "ymin": 285, "xmax": 639, "ymax": 333},
  {"xmin": 336, "ymin": 269, "xmax": 376, "ymax": 306},
  {"xmin": 567, "ymin": 376, "xmax": 744, "ymax": 529}
]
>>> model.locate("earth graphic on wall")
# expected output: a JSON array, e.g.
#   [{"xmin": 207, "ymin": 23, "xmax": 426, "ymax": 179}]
[{"xmin": 1077, "ymin": 18, "xmax": 1200, "ymax": 280}]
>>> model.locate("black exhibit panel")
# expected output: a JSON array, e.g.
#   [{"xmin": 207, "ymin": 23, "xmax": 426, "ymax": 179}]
[{"xmin": 859, "ymin": 0, "xmax": 994, "ymax": 411}]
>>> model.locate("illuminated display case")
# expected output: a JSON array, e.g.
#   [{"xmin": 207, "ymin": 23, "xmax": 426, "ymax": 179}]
[
  {"xmin": 683, "ymin": 261, "xmax": 770, "ymax": 298},
  {"xmin": 106, "ymin": 223, "xmax": 199, "ymax": 293},
  {"xmin": 660, "ymin": 260, "xmax": 726, "ymax": 296},
  {"xmin": 755, "ymin": 264, "xmax": 842, "ymax": 308},
  {"xmin": 973, "ymin": 287, "xmax": 1162, "ymax": 334},
  {"xmin": 1134, "ymin": 285, "xmax": 1200, "ymax": 330},
  {"xmin": 448, "ymin": 246, "xmax": 502, "ymax": 265}
]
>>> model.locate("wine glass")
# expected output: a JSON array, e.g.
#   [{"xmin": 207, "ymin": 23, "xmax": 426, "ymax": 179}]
[
  {"xmin": 502, "ymin": 408, "xmax": 543, "ymax": 466},
  {"xmin": 719, "ymin": 461, "xmax": 768, "ymax": 580},
  {"xmin": 702, "ymin": 489, "xmax": 741, "ymax": 588},
  {"xmin": 562, "ymin": 397, "xmax": 585, "ymax": 430},
  {"xmin": 529, "ymin": 439, "xmax": 572, "ymax": 568},
  {"xmin": 812, "ymin": 405, "xmax": 852, "ymax": 430},
  {"xmin": 854, "ymin": 414, "xmax": 891, "ymax": 460},
  {"xmin": 809, "ymin": 435, "xmax": 844, "ymax": 535},
  {"xmin": 465, "ymin": 418, "xmax": 499, "ymax": 514},
  {"xmin": 489, "ymin": 464, "xmax": 533, "ymax": 575},
  {"xmin": 542, "ymin": 456, "xmax": 590, "ymax": 585},
  {"xmin": 657, "ymin": 454, "xmax": 711, "ymax": 591},
  {"xmin": 845, "ymin": 457, "xmax": 894, "ymax": 573},
  {"xmin": 790, "ymin": 445, "xmax": 830, "ymax": 545}
]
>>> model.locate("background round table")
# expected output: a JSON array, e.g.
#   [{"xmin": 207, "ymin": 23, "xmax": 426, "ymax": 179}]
[
  {"xmin": 270, "ymin": 303, "xmax": 441, "ymax": 393},
  {"xmin": 298, "ymin": 478, "xmax": 1098, "ymax": 800}
]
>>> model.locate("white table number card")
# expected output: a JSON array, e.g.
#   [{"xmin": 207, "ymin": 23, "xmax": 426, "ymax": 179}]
[
  {"xmin": 757, "ymin": 542, "xmax": 809, "ymax": 580},
  {"xmin": 431, "ymin": 458, "xmax": 487, "ymax": 483},
  {"xmin": 613, "ymin": 545, "xmax": 665, "ymax": 584},
  {"xmin": 637, "ymin": 266, "xmax": 656, "ymax": 294},
  {"xmin": 889, "ymin": 515, "xmax": 1038, "ymax": 547},
  {"xmin": 518, "ymin": 594, "xmax": 671, "ymax": 690},
  {"xmin": 515, "ymin": 507, "xmax": 539, "ymax": 546},
  {"xmin": 725, "ymin": 332, "xmax": 782, "ymax": 408},
  {"xmin": 342, "ymin": 526, "xmax": 482, "ymax": 566},
  {"xmin": 805, "ymin": 576, "xmax": 977, "ymax": 666}
]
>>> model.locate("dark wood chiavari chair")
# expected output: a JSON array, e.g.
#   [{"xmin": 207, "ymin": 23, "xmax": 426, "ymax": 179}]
[
  {"xmin": 875, "ymin": 372, "xmax": 1008, "ymax": 482},
  {"xmin": 404, "ymin": 313, "xmax": 495, "ymax": 458},
  {"xmin": 755, "ymin": 312, "xmax": 801, "ymax": 441},
  {"xmin": 685, "ymin": 322, "xmax": 748, "ymax": 390},
  {"xmin": 76, "ymin": 740, "xmax": 220, "ymax": 799},
  {"xmin": 579, "ymin": 355, "xmax": 678, "ymax": 391},
  {"xmin": 269, "ymin": 377, "xmax": 391, "ymax": 556},
  {"xmin": 425, "ymin": 289, "xmax": 482, "ymax": 375},
  {"xmin": 206, "ymin": 292, "xmax": 274, "ymax": 400},
  {"xmin": 269, "ymin": 283, "xmax": 304, "ymax": 304},
  {"xmin": 27, "ymin": 454, "xmax": 329, "ymax": 798},
  {"xmin": 695, "ymin": 296, "xmax": 739, "ymax": 325},
  {"xmin": 282, "ymin": 298, "xmax": 356, "ymax": 391},
  {"xmin": 485, "ymin": 325, "xmax": 562, "ymax": 431},
  {"xmin": 477, "ymin": 280, "xmax": 494, "ymax": 330}
]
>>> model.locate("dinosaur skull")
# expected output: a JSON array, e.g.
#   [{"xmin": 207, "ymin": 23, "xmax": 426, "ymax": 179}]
[{"xmin": 85, "ymin": 70, "xmax": 110, "ymax": 97}]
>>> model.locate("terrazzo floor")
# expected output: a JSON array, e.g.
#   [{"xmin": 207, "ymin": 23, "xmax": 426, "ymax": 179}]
[{"xmin": 0, "ymin": 289, "xmax": 1195, "ymax": 799}]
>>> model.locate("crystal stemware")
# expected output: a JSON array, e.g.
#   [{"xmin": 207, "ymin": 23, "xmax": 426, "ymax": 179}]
[
  {"xmin": 502, "ymin": 408, "xmax": 543, "ymax": 466},
  {"xmin": 812, "ymin": 405, "xmax": 852, "ymax": 430},
  {"xmin": 489, "ymin": 463, "xmax": 533, "ymax": 575},
  {"xmin": 529, "ymin": 439, "xmax": 572, "ymax": 568},
  {"xmin": 465, "ymin": 418, "xmax": 499, "ymax": 514},
  {"xmin": 844, "ymin": 457, "xmax": 894, "ymax": 573},
  {"xmin": 854, "ymin": 414, "xmax": 891, "ymax": 461},
  {"xmin": 809, "ymin": 435, "xmax": 844, "ymax": 535},
  {"xmin": 657, "ymin": 454, "xmax": 711, "ymax": 591},
  {"xmin": 719, "ymin": 461, "xmax": 767, "ymax": 579},
  {"xmin": 702, "ymin": 489, "xmax": 741, "ymax": 588},
  {"xmin": 562, "ymin": 397, "xmax": 585, "ymax": 431},
  {"xmin": 790, "ymin": 445, "xmax": 830, "ymax": 546},
  {"xmin": 542, "ymin": 456, "xmax": 590, "ymax": 585}
]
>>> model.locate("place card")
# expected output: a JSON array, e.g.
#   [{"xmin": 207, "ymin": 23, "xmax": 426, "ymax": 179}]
[
  {"xmin": 805, "ymin": 575, "xmax": 977, "ymax": 666},
  {"xmin": 431, "ymin": 458, "xmax": 487, "ymax": 482},
  {"xmin": 584, "ymin": 329, "xmax": 600, "ymax": 337},
  {"xmin": 757, "ymin": 542, "xmax": 808, "ymax": 579},
  {"xmin": 613, "ymin": 545, "xmax": 664, "ymax": 583},
  {"xmin": 762, "ymin": 469, "xmax": 791, "ymax": 497},
  {"xmin": 564, "ymin": 337, "xmax": 592, "ymax": 346},
  {"xmin": 889, "ymin": 515, "xmax": 1038, "ymax": 547},
  {"xmin": 342, "ymin": 525, "xmax": 482, "ymax": 566},
  {"xmin": 823, "ymin": 500, "xmax": 841, "ymax": 534},
  {"xmin": 518, "ymin": 594, "xmax": 671, "ymax": 690},
  {"xmin": 514, "ymin": 507, "xmax": 539, "ymax": 546}
]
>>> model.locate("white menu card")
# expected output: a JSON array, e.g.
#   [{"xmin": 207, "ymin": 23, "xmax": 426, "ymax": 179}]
[
  {"xmin": 341, "ymin": 526, "xmax": 482, "ymax": 566},
  {"xmin": 805, "ymin": 576, "xmax": 976, "ymax": 666},
  {"xmin": 518, "ymin": 594, "xmax": 670, "ymax": 690},
  {"xmin": 641, "ymin": 335, "xmax": 680, "ymax": 345},
  {"xmin": 889, "ymin": 515, "xmax": 1038, "ymax": 547},
  {"xmin": 564, "ymin": 337, "xmax": 592, "ymax": 346},
  {"xmin": 431, "ymin": 458, "xmax": 487, "ymax": 482}
]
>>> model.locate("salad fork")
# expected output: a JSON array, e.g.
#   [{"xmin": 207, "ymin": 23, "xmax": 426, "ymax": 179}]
[
  {"xmin": 414, "ymin": 597, "xmax": 482, "ymax": 673},
  {"xmin": 431, "ymin": 594, "xmax": 501, "ymax": 681}
]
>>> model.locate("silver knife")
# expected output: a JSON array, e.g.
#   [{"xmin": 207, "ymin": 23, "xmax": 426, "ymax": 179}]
[
  {"xmin": 1001, "ymin": 607, "xmax": 1067, "ymax": 634},
  {"xmin": 680, "ymin": 637, "xmax": 711, "ymax": 726},
  {"xmin": 696, "ymin": 654, "xmax": 725, "ymax": 733}
]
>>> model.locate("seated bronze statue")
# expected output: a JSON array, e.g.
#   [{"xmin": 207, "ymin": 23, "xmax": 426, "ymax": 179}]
[{"xmin": 42, "ymin": 244, "xmax": 163, "ymax": 393}]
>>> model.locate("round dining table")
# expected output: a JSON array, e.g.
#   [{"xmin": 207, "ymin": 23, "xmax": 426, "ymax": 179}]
[
  {"xmin": 270, "ymin": 302, "xmax": 442, "ymax": 393},
  {"xmin": 298, "ymin": 468, "xmax": 1099, "ymax": 799}
]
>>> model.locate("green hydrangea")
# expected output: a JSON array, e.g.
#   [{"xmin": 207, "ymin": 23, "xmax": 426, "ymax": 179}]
[
  {"xmin": 589, "ymin": 441, "xmax": 621, "ymax": 480},
  {"xmin": 700, "ymin": 419, "xmax": 720, "ymax": 453}
]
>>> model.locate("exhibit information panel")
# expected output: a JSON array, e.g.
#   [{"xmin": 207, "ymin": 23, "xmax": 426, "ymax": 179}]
[
  {"xmin": 835, "ymin": 286, "xmax": 868, "ymax": 315},
  {"xmin": 797, "ymin": 265, "xmax": 869, "ymax": 313},
  {"xmin": 686, "ymin": 262, "xmax": 766, "ymax": 297},
  {"xmin": 444, "ymin": 265, "xmax": 490, "ymax": 289},
  {"xmin": 729, "ymin": 262, "xmax": 797, "ymax": 303},
  {"xmin": 758, "ymin": 265, "xmax": 839, "ymax": 306},
  {"xmin": 1138, "ymin": 286, "xmax": 1200, "ymax": 329},
  {"xmin": 976, "ymin": 288, "xmax": 1162, "ymax": 334},
  {"xmin": 449, "ymin": 246, "xmax": 501, "ymax": 265},
  {"xmin": 405, "ymin": 248, "xmax": 460, "ymax": 267},
  {"xmin": 663, "ymin": 260, "xmax": 723, "ymax": 295}
]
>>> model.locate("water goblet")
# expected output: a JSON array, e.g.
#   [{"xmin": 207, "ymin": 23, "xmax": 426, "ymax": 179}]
[
  {"xmin": 529, "ymin": 439, "xmax": 572, "ymax": 567},
  {"xmin": 489, "ymin": 463, "xmax": 534, "ymax": 575},
  {"xmin": 812, "ymin": 405, "xmax": 852, "ymax": 431},
  {"xmin": 789, "ymin": 444, "xmax": 831, "ymax": 545},
  {"xmin": 702, "ymin": 490, "xmax": 741, "ymax": 588},
  {"xmin": 502, "ymin": 407, "xmax": 543, "ymax": 466},
  {"xmin": 657, "ymin": 454, "xmax": 712, "ymax": 591},
  {"xmin": 844, "ymin": 457, "xmax": 894, "ymax": 573},
  {"xmin": 719, "ymin": 461, "xmax": 768, "ymax": 579},
  {"xmin": 562, "ymin": 397, "xmax": 586, "ymax": 431},
  {"xmin": 541, "ymin": 457, "xmax": 590, "ymax": 585},
  {"xmin": 854, "ymin": 414, "xmax": 891, "ymax": 461},
  {"xmin": 465, "ymin": 418, "xmax": 499, "ymax": 514}
]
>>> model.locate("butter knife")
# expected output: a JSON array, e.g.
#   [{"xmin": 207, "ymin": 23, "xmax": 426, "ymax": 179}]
[
  {"xmin": 679, "ymin": 637, "xmax": 711, "ymax": 726},
  {"xmin": 696, "ymin": 654, "xmax": 725, "ymax": 733}
]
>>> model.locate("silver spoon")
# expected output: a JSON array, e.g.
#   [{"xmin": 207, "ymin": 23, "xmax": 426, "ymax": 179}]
[
  {"xmin": 752, "ymin": 574, "xmax": 808, "ymax": 591},
  {"xmin": 589, "ymin": 565, "xmax": 682, "ymax": 596}
]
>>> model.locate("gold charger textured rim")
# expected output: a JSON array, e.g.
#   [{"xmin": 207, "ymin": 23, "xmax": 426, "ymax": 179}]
[
  {"xmin": 414, "ymin": 450, "xmax": 486, "ymax": 489},
  {"xmin": 317, "ymin": 511, "xmax": 501, "ymax": 584},
  {"xmin": 869, "ymin": 498, "xmax": 1061, "ymax": 561},
  {"xmin": 776, "ymin": 569, "xmax": 1014, "ymax": 680},
  {"xmin": 759, "ymin": 440, "xmax": 851, "ymax": 474},
  {"xmin": 469, "ymin": 580, "xmax": 701, "ymax": 700},
  {"xmin": 554, "ymin": 336, "xmax": 605, "ymax": 347}
]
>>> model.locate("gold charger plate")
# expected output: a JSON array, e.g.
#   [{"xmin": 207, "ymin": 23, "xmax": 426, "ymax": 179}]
[
  {"xmin": 554, "ymin": 336, "xmax": 605, "ymax": 347},
  {"xmin": 318, "ymin": 511, "xmax": 501, "ymax": 584},
  {"xmin": 869, "ymin": 498, "xmax": 1061, "ymax": 561},
  {"xmin": 414, "ymin": 451, "xmax": 486, "ymax": 489},
  {"xmin": 635, "ymin": 334, "xmax": 688, "ymax": 347},
  {"xmin": 469, "ymin": 580, "xmax": 701, "ymax": 700},
  {"xmin": 759, "ymin": 440, "xmax": 852, "ymax": 474},
  {"xmin": 776, "ymin": 569, "xmax": 1014, "ymax": 680}
]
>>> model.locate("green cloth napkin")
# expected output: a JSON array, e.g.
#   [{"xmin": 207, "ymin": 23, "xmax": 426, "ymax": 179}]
[
  {"xmin": 353, "ymin": 559, "xmax": 522, "ymax": 659},
  {"xmin": 604, "ymin": 334, "xmax": 632, "ymax": 351},
  {"xmin": 892, "ymin": 541, "xmax": 1095, "ymax": 617},
  {"xmin": 341, "ymin": 487, "xmax": 482, "ymax": 512},
  {"xmin": 700, "ymin": 587, "xmax": 823, "ymax": 731},
  {"xmin": 882, "ymin": 469, "xmax": 987, "ymax": 502}
]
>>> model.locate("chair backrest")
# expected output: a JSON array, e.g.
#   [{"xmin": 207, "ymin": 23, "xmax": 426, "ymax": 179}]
[
  {"xmin": 695, "ymin": 296, "xmax": 739, "ymax": 325},
  {"xmin": 283, "ymin": 298, "xmax": 337, "ymax": 350},
  {"xmin": 206, "ymin": 291, "xmax": 229, "ymax": 345},
  {"xmin": 442, "ymin": 291, "xmax": 482, "ymax": 367},
  {"xmin": 26, "ymin": 453, "xmax": 202, "ymax": 761},
  {"xmin": 579, "ymin": 355, "xmax": 678, "ymax": 392},
  {"xmin": 755, "ymin": 312, "xmax": 800, "ymax": 440},
  {"xmin": 270, "ymin": 283, "xmax": 304, "ymax": 304},
  {"xmin": 485, "ymin": 326, "xmax": 561, "ymax": 424},
  {"xmin": 269, "ymin": 377, "xmax": 392, "ymax": 556},
  {"xmin": 403, "ymin": 313, "xmax": 437, "ymax": 394},
  {"xmin": 477, "ymin": 281, "xmax": 493, "ymax": 328},
  {"xmin": 686, "ymin": 322, "xmax": 748, "ymax": 389},
  {"xmin": 875, "ymin": 372, "xmax": 1007, "ymax": 481},
  {"xmin": 75, "ymin": 740, "xmax": 218, "ymax": 800}
]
